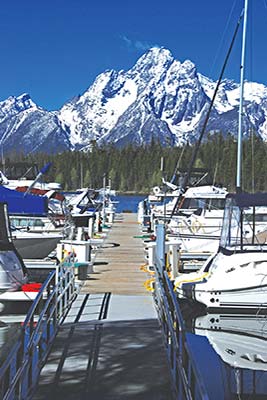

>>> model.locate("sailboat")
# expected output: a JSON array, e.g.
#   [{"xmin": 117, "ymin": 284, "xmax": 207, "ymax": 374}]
[{"xmin": 174, "ymin": 0, "xmax": 267, "ymax": 312}]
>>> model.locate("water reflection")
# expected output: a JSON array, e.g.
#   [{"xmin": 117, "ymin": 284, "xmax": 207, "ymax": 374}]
[
  {"xmin": 181, "ymin": 301, "xmax": 267, "ymax": 398},
  {"xmin": 0, "ymin": 317, "xmax": 24, "ymax": 367},
  {"xmin": 194, "ymin": 313, "xmax": 267, "ymax": 371}
]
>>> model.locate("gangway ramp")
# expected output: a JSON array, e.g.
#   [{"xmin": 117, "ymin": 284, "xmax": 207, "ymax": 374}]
[{"xmin": 33, "ymin": 213, "xmax": 173, "ymax": 399}]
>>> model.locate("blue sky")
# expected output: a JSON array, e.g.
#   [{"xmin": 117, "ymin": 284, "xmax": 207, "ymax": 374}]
[{"xmin": 1, "ymin": 0, "xmax": 267, "ymax": 111}]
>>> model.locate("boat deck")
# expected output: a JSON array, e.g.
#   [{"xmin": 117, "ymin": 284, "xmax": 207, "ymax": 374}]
[{"xmin": 32, "ymin": 213, "xmax": 173, "ymax": 400}]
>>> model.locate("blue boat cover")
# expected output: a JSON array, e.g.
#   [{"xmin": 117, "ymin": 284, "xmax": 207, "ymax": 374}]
[
  {"xmin": 0, "ymin": 186, "xmax": 48, "ymax": 216},
  {"xmin": 227, "ymin": 192, "xmax": 267, "ymax": 207}
]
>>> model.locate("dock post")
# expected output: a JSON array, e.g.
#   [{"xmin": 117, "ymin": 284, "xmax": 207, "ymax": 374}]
[
  {"xmin": 88, "ymin": 216, "xmax": 94, "ymax": 238},
  {"xmin": 155, "ymin": 223, "xmax": 165, "ymax": 277}
]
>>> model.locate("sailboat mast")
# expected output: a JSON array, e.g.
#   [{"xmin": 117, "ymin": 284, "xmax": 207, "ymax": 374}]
[{"xmin": 236, "ymin": 0, "xmax": 249, "ymax": 192}]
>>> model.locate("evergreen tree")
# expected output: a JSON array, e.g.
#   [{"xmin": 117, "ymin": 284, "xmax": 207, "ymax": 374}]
[{"xmin": 4, "ymin": 134, "xmax": 267, "ymax": 193}]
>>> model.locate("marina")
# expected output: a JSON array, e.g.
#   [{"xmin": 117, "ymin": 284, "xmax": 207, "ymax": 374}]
[
  {"xmin": 0, "ymin": 187, "xmax": 265, "ymax": 400},
  {"xmin": 2, "ymin": 1, "xmax": 267, "ymax": 399},
  {"xmin": 1, "ymin": 192, "xmax": 267, "ymax": 398}
]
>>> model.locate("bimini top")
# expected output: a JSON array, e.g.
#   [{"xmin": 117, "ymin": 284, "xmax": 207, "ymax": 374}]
[
  {"xmin": 0, "ymin": 185, "xmax": 48, "ymax": 216},
  {"xmin": 227, "ymin": 192, "xmax": 267, "ymax": 208},
  {"xmin": 220, "ymin": 191, "xmax": 267, "ymax": 252}
]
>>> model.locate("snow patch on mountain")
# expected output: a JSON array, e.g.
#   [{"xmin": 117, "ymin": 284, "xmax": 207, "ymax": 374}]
[
  {"xmin": 1, "ymin": 46, "xmax": 267, "ymax": 154},
  {"xmin": 59, "ymin": 71, "xmax": 138, "ymax": 147},
  {"xmin": 0, "ymin": 93, "xmax": 39, "ymax": 123}
]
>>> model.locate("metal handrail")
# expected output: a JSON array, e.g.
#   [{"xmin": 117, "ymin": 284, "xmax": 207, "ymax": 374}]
[
  {"xmin": 0, "ymin": 254, "xmax": 77, "ymax": 400},
  {"xmin": 153, "ymin": 223, "xmax": 210, "ymax": 399}
]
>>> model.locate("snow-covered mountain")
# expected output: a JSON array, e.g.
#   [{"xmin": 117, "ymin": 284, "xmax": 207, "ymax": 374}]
[
  {"xmin": 1, "ymin": 47, "xmax": 267, "ymax": 154},
  {"xmin": 0, "ymin": 94, "xmax": 71, "ymax": 154}
]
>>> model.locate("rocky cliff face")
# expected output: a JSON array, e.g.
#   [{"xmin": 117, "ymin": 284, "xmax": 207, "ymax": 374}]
[{"xmin": 1, "ymin": 47, "xmax": 267, "ymax": 154}]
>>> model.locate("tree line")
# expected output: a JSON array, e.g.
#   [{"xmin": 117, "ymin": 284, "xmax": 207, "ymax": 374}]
[{"xmin": 2, "ymin": 133, "xmax": 267, "ymax": 193}]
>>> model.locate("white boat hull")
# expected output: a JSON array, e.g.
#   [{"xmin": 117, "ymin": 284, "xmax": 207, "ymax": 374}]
[
  {"xmin": 13, "ymin": 234, "xmax": 61, "ymax": 259},
  {"xmin": 176, "ymin": 252, "xmax": 267, "ymax": 311},
  {"xmin": 194, "ymin": 284, "xmax": 267, "ymax": 311}
]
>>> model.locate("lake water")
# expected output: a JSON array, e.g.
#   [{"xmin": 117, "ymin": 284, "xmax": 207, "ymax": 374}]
[{"xmin": 115, "ymin": 194, "xmax": 146, "ymax": 213}]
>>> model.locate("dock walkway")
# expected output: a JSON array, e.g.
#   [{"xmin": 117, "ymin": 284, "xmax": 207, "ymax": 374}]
[{"xmin": 33, "ymin": 213, "xmax": 173, "ymax": 400}]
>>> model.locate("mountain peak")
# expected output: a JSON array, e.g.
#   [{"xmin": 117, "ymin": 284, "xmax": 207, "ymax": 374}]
[
  {"xmin": 181, "ymin": 59, "xmax": 196, "ymax": 72},
  {"xmin": 135, "ymin": 46, "xmax": 173, "ymax": 67},
  {"xmin": 0, "ymin": 93, "xmax": 39, "ymax": 123},
  {"xmin": 1, "ymin": 46, "xmax": 267, "ymax": 154}
]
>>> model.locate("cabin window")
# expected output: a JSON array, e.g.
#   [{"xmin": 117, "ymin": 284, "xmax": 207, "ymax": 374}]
[
  {"xmin": 181, "ymin": 198, "xmax": 225, "ymax": 210},
  {"xmin": 220, "ymin": 198, "xmax": 267, "ymax": 251}
]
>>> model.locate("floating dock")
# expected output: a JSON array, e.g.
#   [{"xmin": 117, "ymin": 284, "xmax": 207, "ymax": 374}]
[{"xmin": 32, "ymin": 213, "xmax": 173, "ymax": 399}]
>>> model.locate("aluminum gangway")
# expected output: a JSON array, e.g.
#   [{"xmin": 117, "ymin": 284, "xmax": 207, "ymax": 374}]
[{"xmin": 0, "ymin": 255, "xmax": 77, "ymax": 400}]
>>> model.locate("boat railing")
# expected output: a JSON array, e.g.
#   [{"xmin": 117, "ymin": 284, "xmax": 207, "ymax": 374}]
[
  {"xmin": 153, "ymin": 223, "xmax": 210, "ymax": 400},
  {"xmin": 0, "ymin": 253, "xmax": 77, "ymax": 400}
]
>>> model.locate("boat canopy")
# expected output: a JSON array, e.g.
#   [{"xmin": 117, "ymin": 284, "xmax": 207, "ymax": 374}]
[
  {"xmin": 0, "ymin": 186, "xmax": 48, "ymax": 216},
  {"xmin": 227, "ymin": 192, "xmax": 267, "ymax": 207},
  {"xmin": 220, "ymin": 192, "xmax": 267, "ymax": 253}
]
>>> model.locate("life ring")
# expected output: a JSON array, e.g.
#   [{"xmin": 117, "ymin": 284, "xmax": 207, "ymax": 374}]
[{"xmin": 153, "ymin": 186, "xmax": 161, "ymax": 195}]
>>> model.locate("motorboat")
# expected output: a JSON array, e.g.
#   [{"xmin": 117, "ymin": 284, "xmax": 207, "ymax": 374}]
[
  {"xmin": 174, "ymin": 192, "xmax": 267, "ymax": 311},
  {"xmin": 142, "ymin": 184, "xmax": 228, "ymax": 274},
  {"xmin": 11, "ymin": 226, "xmax": 62, "ymax": 259},
  {"xmin": 11, "ymin": 186, "xmax": 68, "ymax": 233},
  {"xmin": 137, "ymin": 179, "xmax": 182, "ymax": 228},
  {"xmin": 0, "ymin": 162, "xmax": 69, "ymax": 234},
  {"xmin": 166, "ymin": 185, "xmax": 228, "ymax": 253},
  {"xmin": 139, "ymin": 182, "xmax": 227, "ymax": 243},
  {"xmin": 66, "ymin": 188, "xmax": 100, "ymax": 227},
  {"xmin": 168, "ymin": 185, "xmax": 227, "ymax": 233},
  {"xmin": 66, "ymin": 186, "xmax": 116, "ymax": 227}
]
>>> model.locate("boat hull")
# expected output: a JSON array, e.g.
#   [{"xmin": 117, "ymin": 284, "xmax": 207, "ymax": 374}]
[
  {"xmin": 193, "ymin": 284, "xmax": 267, "ymax": 312},
  {"xmin": 13, "ymin": 234, "xmax": 61, "ymax": 259}
]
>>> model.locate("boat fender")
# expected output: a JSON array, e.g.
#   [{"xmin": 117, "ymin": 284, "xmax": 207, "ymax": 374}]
[{"xmin": 153, "ymin": 186, "xmax": 161, "ymax": 195}]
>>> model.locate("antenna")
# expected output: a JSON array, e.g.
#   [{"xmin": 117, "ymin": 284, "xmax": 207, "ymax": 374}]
[
  {"xmin": 160, "ymin": 156, "xmax": 168, "ymax": 226},
  {"xmin": 236, "ymin": 0, "xmax": 249, "ymax": 192}
]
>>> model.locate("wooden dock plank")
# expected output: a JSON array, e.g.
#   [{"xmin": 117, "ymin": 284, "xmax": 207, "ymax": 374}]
[
  {"xmin": 32, "ymin": 213, "xmax": 173, "ymax": 400},
  {"xmin": 81, "ymin": 213, "xmax": 150, "ymax": 295}
]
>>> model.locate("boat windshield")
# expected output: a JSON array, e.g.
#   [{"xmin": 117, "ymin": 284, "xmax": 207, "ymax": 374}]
[
  {"xmin": 220, "ymin": 193, "xmax": 267, "ymax": 252},
  {"xmin": 181, "ymin": 197, "xmax": 226, "ymax": 211}
]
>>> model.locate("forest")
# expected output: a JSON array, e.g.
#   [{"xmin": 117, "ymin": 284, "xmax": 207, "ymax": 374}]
[{"xmin": 1, "ymin": 133, "xmax": 267, "ymax": 194}]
